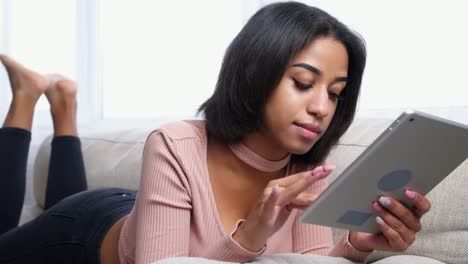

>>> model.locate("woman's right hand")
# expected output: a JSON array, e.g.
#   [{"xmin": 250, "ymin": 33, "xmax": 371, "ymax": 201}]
[{"xmin": 232, "ymin": 164, "xmax": 335, "ymax": 251}]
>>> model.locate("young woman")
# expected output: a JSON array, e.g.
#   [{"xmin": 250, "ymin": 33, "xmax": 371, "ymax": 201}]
[{"xmin": 0, "ymin": 2, "xmax": 432, "ymax": 264}]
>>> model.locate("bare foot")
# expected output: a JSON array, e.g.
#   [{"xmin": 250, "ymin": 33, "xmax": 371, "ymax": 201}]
[
  {"xmin": 1, "ymin": 54, "xmax": 49, "ymax": 130},
  {"xmin": 0, "ymin": 54, "xmax": 49, "ymax": 103},
  {"xmin": 45, "ymin": 74, "xmax": 78, "ymax": 136}
]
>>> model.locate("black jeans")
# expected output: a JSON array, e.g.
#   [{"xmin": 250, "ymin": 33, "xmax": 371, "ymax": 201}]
[{"xmin": 0, "ymin": 128, "xmax": 136, "ymax": 264}]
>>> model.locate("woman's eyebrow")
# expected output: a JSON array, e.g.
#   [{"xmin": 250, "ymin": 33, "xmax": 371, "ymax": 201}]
[
  {"xmin": 334, "ymin": 76, "xmax": 348, "ymax": 83},
  {"xmin": 291, "ymin": 63, "xmax": 321, "ymax": 75},
  {"xmin": 291, "ymin": 63, "xmax": 347, "ymax": 82}
]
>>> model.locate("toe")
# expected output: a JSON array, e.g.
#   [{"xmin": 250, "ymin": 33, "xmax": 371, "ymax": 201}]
[{"xmin": 0, "ymin": 54, "xmax": 21, "ymax": 70}]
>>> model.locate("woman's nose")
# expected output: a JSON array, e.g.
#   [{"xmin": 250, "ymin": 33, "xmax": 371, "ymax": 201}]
[{"xmin": 307, "ymin": 87, "xmax": 330, "ymax": 119}]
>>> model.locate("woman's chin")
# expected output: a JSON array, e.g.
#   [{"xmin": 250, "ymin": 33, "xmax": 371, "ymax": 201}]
[{"xmin": 287, "ymin": 142, "xmax": 315, "ymax": 155}]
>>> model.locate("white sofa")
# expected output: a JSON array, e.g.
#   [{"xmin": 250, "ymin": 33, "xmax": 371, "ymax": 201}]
[{"xmin": 24, "ymin": 117, "xmax": 468, "ymax": 264}]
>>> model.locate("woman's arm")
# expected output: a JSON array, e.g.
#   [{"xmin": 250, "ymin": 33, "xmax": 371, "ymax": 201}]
[{"xmin": 134, "ymin": 131, "xmax": 192, "ymax": 264}]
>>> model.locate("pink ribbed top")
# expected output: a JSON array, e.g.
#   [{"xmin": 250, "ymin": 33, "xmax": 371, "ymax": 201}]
[{"xmin": 118, "ymin": 120, "xmax": 371, "ymax": 264}]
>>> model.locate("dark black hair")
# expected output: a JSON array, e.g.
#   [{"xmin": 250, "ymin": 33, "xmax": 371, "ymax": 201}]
[{"xmin": 198, "ymin": 1, "xmax": 366, "ymax": 167}]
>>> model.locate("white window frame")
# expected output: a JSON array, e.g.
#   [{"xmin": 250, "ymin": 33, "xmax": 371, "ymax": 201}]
[
  {"xmin": 0, "ymin": 0, "xmax": 12, "ymax": 119},
  {"xmin": 76, "ymin": 0, "xmax": 102, "ymax": 126}
]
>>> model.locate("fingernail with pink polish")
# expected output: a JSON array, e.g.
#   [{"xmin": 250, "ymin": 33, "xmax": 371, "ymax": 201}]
[
  {"xmin": 311, "ymin": 168, "xmax": 322, "ymax": 177},
  {"xmin": 405, "ymin": 189, "xmax": 416, "ymax": 200},
  {"xmin": 373, "ymin": 201, "xmax": 383, "ymax": 212},
  {"xmin": 272, "ymin": 184, "xmax": 279, "ymax": 193},
  {"xmin": 378, "ymin": 196, "xmax": 391, "ymax": 207},
  {"xmin": 376, "ymin": 216, "xmax": 385, "ymax": 225},
  {"xmin": 270, "ymin": 184, "xmax": 280, "ymax": 197},
  {"xmin": 324, "ymin": 164, "xmax": 336, "ymax": 172}
]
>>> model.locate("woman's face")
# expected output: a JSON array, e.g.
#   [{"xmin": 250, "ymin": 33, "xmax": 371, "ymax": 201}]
[{"xmin": 246, "ymin": 36, "xmax": 349, "ymax": 159}]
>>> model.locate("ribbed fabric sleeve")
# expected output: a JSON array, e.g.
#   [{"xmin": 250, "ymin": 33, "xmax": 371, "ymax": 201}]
[{"xmin": 133, "ymin": 130, "xmax": 192, "ymax": 264}]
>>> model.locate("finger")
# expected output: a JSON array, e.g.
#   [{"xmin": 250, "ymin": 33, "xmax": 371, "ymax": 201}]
[
  {"xmin": 268, "ymin": 171, "xmax": 313, "ymax": 189},
  {"xmin": 262, "ymin": 184, "xmax": 315, "ymax": 203},
  {"xmin": 263, "ymin": 184, "xmax": 280, "ymax": 216},
  {"xmin": 290, "ymin": 193, "xmax": 318, "ymax": 207},
  {"xmin": 262, "ymin": 184, "xmax": 313, "ymax": 200},
  {"xmin": 375, "ymin": 216, "xmax": 409, "ymax": 252},
  {"xmin": 377, "ymin": 196, "xmax": 422, "ymax": 232},
  {"xmin": 405, "ymin": 189, "xmax": 432, "ymax": 219},
  {"xmin": 286, "ymin": 204, "xmax": 308, "ymax": 210},
  {"xmin": 286, "ymin": 193, "xmax": 318, "ymax": 210},
  {"xmin": 276, "ymin": 170, "xmax": 329, "ymax": 207},
  {"xmin": 322, "ymin": 163, "xmax": 336, "ymax": 172},
  {"xmin": 276, "ymin": 173, "xmax": 315, "ymax": 207},
  {"xmin": 373, "ymin": 202, "xmax": 416, "ymax": 244},
  {"xmin": 261, "ymin": 185, "xmax": 275, "ymax": 203},
  {"xmin": 271, "ymin": 164, "xmax": 334, "ymax": 188},
  {"xmin": 355, "ymin": 232, "xmax": 391, "ymax": 252}
]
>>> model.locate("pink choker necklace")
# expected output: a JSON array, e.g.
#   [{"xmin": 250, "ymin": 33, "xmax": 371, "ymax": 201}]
[{"xmin": 228, "ymin": 143, "xmax": 291, "ymax": 172}]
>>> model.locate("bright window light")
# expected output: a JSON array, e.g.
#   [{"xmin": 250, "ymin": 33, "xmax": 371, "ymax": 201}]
[
  {"xmin": 294, "ymin": 0, "xmax": 468, "ymax": 110},
  {"xmin": 8, "ymin": 0, "xmax": 76, "ymax": 111},
  {"xmin": 99, "ymin": 0, "xmax": 243, "ymax": 119}
]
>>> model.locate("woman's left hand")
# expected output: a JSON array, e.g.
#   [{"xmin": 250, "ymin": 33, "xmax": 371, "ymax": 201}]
[{"xmin": 349, "ymin": 189, "xmax": 432, "ymax": 252}]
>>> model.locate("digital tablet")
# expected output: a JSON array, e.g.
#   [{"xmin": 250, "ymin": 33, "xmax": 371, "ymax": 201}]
[{"xmin": 299, "ymin": 110, "xmax": 468, "ymax": 233}]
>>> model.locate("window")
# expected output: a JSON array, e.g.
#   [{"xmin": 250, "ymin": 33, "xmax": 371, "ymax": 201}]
[
  {"xmin": 2, "ymin": 0, "xmax": 467, "ymax": 125},
  {"xmin": 99, "ymin": 0, "xmax": 244, "ymax": 119},
  {"xmin": 7, "ymin": 0, "xmax": 76, "ymax": 112}
]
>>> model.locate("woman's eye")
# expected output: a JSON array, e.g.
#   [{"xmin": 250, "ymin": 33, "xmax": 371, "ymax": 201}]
[
  {"xmin": 328, "ymin": 91, "xmax": 344, "ymax": 102},
  {"xmin": 293, "ymin": 78, "xmax": 312, "ymax": 90}
]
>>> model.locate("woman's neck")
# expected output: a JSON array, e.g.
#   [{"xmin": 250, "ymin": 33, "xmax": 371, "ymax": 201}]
[{"xmin": 228, "ymin": 142, "xmax": 290, "ymax": 173}]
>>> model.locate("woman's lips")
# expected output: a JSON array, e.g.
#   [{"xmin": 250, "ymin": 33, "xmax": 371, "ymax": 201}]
[{"xmin": 294, "ymin": 123, "xmax": 320, "ymax": 140}]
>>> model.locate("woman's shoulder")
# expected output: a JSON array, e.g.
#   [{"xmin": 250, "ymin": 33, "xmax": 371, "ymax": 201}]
[{"xmin": 149, "ymin": 119, "xmax": 207, "ymax": 143}]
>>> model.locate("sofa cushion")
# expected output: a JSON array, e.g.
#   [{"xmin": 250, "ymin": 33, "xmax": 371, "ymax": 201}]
[
  {"xmin": 154, "ymin": 254, "xmax": 359, "ymax": 264},
  {"xmin": 370, "ymin": 255, "xmax": 445, "ymax": 264},
  {"xmin": 153, "ymin": 254, "xmax": 446, "ymax": 264}
]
